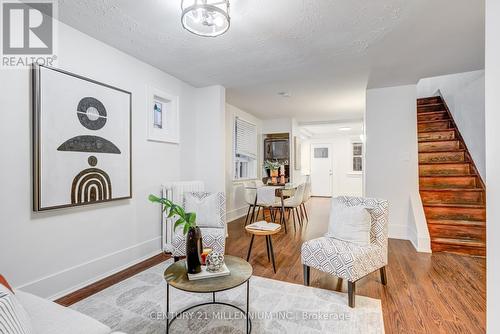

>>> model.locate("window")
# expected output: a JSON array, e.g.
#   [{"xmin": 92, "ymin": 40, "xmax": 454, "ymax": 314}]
[
  {"xmin": 314, "ymin": 147, "xmax": 329, "ymax": 158},
  {"xmin": 352, "ymin": 143, "xmax": 363, "ymax": 172},
  {"xmin": 234, "ymin": 117, "xmax": 257, "ymax": 180}
]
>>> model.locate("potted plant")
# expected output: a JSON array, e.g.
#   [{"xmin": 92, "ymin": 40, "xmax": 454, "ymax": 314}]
[
  {"xmin": 149, "ymin": 194, "xmax": 202, "ymax": 274},
  {"xmin": 264, "ymin": 160, "xmax": 281, "ymax": 184}
]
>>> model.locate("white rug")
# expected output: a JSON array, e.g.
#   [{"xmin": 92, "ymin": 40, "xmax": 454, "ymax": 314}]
[{"xmin": 71, "ymin": 260, "xmax": 384, "ymax": 333}]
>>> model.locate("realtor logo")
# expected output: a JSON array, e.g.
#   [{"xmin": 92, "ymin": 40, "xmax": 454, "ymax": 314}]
[{"xmin": 1, "ymin": 0, "xmax": 57, "ymax": 68}]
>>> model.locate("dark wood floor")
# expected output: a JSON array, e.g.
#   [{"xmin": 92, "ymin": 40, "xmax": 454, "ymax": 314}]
[{"xmin": 226, "ymin": 197, "xmax": 486, "ymax": 333}]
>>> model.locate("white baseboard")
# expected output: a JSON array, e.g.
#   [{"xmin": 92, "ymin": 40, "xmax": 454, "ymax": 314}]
[
  {"xmin": 17, "ymin": 237, "xmax": 162, "ymax": 300},
  {"xmin": 226, "ymin": 206, "xmax": 249, "ymax": 223}
]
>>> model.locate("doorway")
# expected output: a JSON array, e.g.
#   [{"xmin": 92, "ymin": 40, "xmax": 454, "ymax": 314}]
[{"xmin": 310, "ymin": 143, "xmax": 333, "ymax": 197}]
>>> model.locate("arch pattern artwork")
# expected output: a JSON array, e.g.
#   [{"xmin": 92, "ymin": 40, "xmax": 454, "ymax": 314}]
[{"xmin": 71, "ymin": 168, "xmax": 112, "ymax": 204}]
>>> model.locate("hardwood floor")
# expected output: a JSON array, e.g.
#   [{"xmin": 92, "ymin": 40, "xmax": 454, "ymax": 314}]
[{"xmin": 225, "ymin": 197, "xmax": 486, "ymax": 333}]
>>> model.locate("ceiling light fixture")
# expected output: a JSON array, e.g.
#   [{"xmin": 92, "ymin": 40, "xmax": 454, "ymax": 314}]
[
  {"xmin": 278, "ymin": 92, "xmax": 291, "ymax": 98},
  {"xmin": 338, "ymin": 127, "xmax": 352, "ymax": 131},
  {"xmin": 181, "ymin": 0, "xmax": 230, "ymax": 37}
]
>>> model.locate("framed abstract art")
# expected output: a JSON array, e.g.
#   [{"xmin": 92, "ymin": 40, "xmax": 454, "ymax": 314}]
[
  {"xmin": 32, "ymin": 65, "xmax": 132, "ymax": 211},
  {"xmin": 147, "ymin": 86, "xmax": 179, "ymax": 143}
]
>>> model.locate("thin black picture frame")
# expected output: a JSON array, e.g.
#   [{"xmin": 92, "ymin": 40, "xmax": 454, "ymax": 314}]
[{"xmin": 32, "ymin": 64, "xmax": 133, "ymax": 211}]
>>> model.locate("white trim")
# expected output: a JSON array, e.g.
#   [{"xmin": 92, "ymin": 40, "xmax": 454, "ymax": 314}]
[{"xmin": 17, "ymin": 237, "xmax": 161, "ymax": 300}]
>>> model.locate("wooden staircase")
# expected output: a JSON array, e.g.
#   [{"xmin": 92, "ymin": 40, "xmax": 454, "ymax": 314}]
[{"xmin": 417, "ymin": 96, "xmax": 486, "ymax": 257}]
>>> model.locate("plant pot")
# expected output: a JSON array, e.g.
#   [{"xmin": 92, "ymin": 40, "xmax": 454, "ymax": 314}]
[
  {"xmin": 186, "ymin": 226, "xmax": 203, "ymax": 274},
  {"xmin": 270, "ymin": 169, "xmax": 279, "ymax": 177}
]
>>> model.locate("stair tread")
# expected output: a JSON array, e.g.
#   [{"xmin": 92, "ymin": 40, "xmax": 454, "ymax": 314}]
[
  {"xmin": 419, "ymin": 174, "xmax": 476, "ymax": 178},
  {"xmin": 424, "ymin": 203, "xmax": 485, "ymax": 209},
  {"xmin": 427, "ymin": 219, "xmax": 486, "ymax": 227},
  {"xmin": 418, "ymin": 139, "xmax": 458, "ymax": 143},
  {"xmin": 431, "ymin": 237, "xmax": 485, "ymax": 247},
  {"xmin": 419, "ymin": 161, "xmax": 470, "ymax": 165},
  {"xmin": 417, "ymin": 103, "xmax": 444, "ymax": 108},
  {"xmin": 418, "ymin": 119, "xmax": 452, "ymax": 124},
  {"xmin": 419, "ymin": 149, "xmax": 465, "ymax": 154},
  {"xmin": 420, "ymin": 187, "xmax": 483, "ymax": 191},
  {"xmin": 418, "ymin": 128, "xmax": 456, "ymax": 134}
]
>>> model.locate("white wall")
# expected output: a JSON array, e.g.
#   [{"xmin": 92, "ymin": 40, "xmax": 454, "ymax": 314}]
[
  {"xmin": 301, "ymin": 136, "xmax": 363, "ymax": 197},
  {"xmin": 0, "ymin": 22, "xmax": 223, "ymax": 299},
  {"xmin": 365, "ymin": 85, "xmax": 430, "ymax": 251},
  {"xmin": 486, "ymin": 0, "xmax": 500, "ymax": 331},
  {"xmin": 417, "ymin": 70, "xmax": 485, "ymax": 179},
  {"xmin": 190, "ymin": 86, "xmax": 226, "ymax": 193},
  {"xmin": 225, "ymin": 103, "xmax": 262, "ymax": 222}
]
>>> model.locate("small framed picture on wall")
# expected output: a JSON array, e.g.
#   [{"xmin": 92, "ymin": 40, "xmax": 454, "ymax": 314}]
[{"xmin": 147, "ymin": 87, "xmax": 179, "ymax": 143}]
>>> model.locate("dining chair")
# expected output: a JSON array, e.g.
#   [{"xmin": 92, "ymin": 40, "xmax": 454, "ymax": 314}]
[
  {"xmin": 243, "ymin": 181, "xmax": 257, "ymax": 225},
  {"xmin": 300, "ymin": 181, "xmax": 311, "ymax": 222},
  {"xmin": 273, "ymin": 183, "xmax": 306, "ymax": 232}
]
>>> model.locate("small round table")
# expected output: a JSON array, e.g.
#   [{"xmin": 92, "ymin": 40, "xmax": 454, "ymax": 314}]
[
  {"xmin": 245, "ymin": 224, "xmax": 281, "ymax": 273},
  {"xmin": 164, "ymin": 255, "xmax": 253, "ymax": 334}
]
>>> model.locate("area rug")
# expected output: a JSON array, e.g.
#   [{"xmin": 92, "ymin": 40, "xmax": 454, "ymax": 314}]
[{"xmin": 71, "ymin": 260, "xmax": 384, "ymax": 333}]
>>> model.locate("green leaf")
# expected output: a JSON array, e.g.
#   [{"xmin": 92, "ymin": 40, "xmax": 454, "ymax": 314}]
[
  {"xmin": 148, "ymin": 194, "xmax": 161, "ymax": 203},
  {"xmin": 174, "ymin": 218, "xmax": 185, "ymax": 230},
  {"xmin": 183, "ymin": 223, "xmax": 190, "ymax": 235},
  {"xmin": 187, "ymin": 212, "xmax": 196, "ymax": 224}
]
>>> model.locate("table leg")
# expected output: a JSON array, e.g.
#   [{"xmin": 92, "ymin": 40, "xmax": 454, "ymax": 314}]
[
  {"xmin": 246, "ymin": 234, "xmax": 255, "ymax": 261},
  {"xmin": 213, "ymin": 292, "xmax": 215, "ymax": 302},
  {"xmin": 166, "ymin": 283, "xmax": 169, "ymax": 334},
  {"xmin": 246, "ymin": 280, "xmax": 250, "ymax": 334},
  {"xmin": 265, "ymin": 235, "xmax": 270, "ymax": 262},
  {"xmin": 268, "ymin": 235, "xmax": 277, "ymax": 273}
]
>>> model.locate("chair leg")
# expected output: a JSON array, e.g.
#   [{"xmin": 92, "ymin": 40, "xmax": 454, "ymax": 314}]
[
  {"xmin": 348, "ymin": 281, "xmax": 356, "ymax": 308},
  {"xmin": 292, "ymin": 208, "xmax": 297, "ymax": 232},
  {"xmin": 244, "ymin": 205, "xmax": 252, "ymax": 225},
  {"xmin": 302, "ymin": 203, "xmax": 309, "ymax": 222},
  {"xmin": 174, "ymin": 256, "xmax": 180, "ymax": 262},
  {"xmin": 303, "ymin": 265, "xmax": 310, "ymax": 286},
  {"xmin": 296, "ymin": 208, "xmax": 303, "ymax": 227},
  {"xmin": 380, "ymin": 266, "xmax": 387, "ymax": 285}
]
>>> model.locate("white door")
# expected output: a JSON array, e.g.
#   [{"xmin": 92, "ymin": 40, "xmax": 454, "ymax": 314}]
[{"xmin": 310, "ymin": 143, "xmax": 333, "ymax": 197}]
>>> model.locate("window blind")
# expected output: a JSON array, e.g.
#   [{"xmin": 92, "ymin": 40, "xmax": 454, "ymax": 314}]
[{"xmin": 235, "ymin": 117, "xmax": 257, "ymax": 158}]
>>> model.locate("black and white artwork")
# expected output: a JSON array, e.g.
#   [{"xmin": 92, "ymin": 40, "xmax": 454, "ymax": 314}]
[
  {"xmin": 153, "ymin": 101, "xmax": 163, "ymax": 129},
  {"xmin": 147, "ymin": 87, "xmax": 179, "ymax": 143},
  {"xmin": 33, "ymin": 65, "xmax": 132, "ymax": 211}
]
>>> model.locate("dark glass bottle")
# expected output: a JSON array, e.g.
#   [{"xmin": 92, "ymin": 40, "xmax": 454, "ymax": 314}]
[{"xmin": 186, "ymin": 226, "xmax": 203, "ymax": 274}]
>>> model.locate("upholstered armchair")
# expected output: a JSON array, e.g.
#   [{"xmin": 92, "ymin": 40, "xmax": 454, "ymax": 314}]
[
  {"xmin": 301, "ymin": 196, "xmax": 389, "ymax": 307},
  {"xmin": 171, "ymin": 191, "xmax": 226, "ymax": 261}
]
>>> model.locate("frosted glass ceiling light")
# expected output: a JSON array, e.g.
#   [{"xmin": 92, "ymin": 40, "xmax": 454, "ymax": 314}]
[{"xmin": 181, "ymin": 0, "xmax": 230, "ymax": 37}]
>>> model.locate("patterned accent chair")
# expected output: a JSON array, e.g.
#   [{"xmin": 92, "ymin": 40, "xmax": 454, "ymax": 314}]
[
  {"xmin": 172, "ymin": 192, "xmax": 226, "ymax": 261},
  {"xmin": 301, "ymin": 196, "xmax": 389, "ymax": 307}
]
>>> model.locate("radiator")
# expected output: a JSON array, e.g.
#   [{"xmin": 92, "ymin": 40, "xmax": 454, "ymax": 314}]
[{"xmin": 161, "ymin": 181, "xmax": 205, "ymax": 253}]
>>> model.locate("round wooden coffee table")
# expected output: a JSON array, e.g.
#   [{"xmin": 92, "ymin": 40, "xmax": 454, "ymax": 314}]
[
  {"xmin": 164, "ymin": 255, "xmax": 253, "ymax": 333},
  {"xmin": 245, "ymin": 224, "xmax": 281, "ymax": 273}
]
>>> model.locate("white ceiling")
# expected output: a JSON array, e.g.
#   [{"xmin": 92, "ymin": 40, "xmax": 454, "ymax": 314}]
[
  {"xmin": 56, "ymin": 0, "xmax": 484, "ymax": 121},
  {"xmin": 300, "ymin": 122, "xmax": 364, "ymax": 139}
]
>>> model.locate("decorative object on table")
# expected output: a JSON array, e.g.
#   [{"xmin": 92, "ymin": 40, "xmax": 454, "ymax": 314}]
[
  {"xmin": 201, "ymin": 248, "xmax": 212, "ymax": 265},
  {"xmin": 206, "ymin": 251, "xmax": 225, "ymax": 272},
  {"xmin": 149, "ymin": 195, "xmax": 203, "ymax": 274},
  {"xmin": 181, "ymin": 0, "xmax": 230, "ymax": 37},
  {"xmin": 264, "ymin": 160, "xmax": 281, "ymax": 185},
  {"xmin": 246, "ymin": 220, "xmax": 281, "ymax": 232},
  {"xmin": 32, "ymin": 64, "xmax": 132, "ymax": 211},
  {"xmin": 147, "ymin": 87, "xmax": 179, "ymax": 143},
  {"xmin": 187, "ymin": 262, "xmax": 230, "ymax": 280},
  {"xmin": 301, "ymin": 196, "xmax": 389, "ymax": 308}
]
